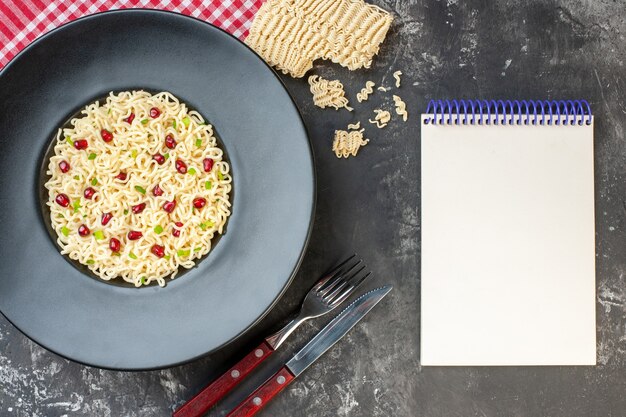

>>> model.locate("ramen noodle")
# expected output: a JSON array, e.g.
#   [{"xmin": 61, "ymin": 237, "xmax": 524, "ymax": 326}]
[
  {"xmin": 393, "ymin": 70, "xmax": 403, "ymax": 87},
  {"xmin": 393, "ymin": 95, "xmax": 408, "ymax": 121},
  {"xmin": 356, "ymin": 81, "xmax": 376, "ymax": 102},
  {"xmin": 45, "ymin": 91, "xmax": 232, "ymax": 287},
  {"xmin": 246, "ymin": 0, "xmax": 393, "ymax": 78},
  {"xmin": 332, "ymin": 128, "xmax": 369, "ymax": 158},
  {"xmin": 308, "ymin": 75, "xmax": 353, "ymax": 111},
  {"xmin": 369, "ymin": 109, "xmax": 391, "ymax": 128}
]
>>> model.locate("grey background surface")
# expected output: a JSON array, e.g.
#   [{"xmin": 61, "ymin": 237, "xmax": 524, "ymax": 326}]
[{"xmin": 2, "ymin": 0, "xmax": 626, "ymax": 416}]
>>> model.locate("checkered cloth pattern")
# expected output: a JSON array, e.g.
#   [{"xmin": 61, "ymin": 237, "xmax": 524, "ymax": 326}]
[{"xmin": 0, "ymin": 0, "xmax": 265, "ymax": 69}]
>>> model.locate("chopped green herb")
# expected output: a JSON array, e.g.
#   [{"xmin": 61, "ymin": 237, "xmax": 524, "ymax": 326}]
[
  {"xmin": 61, "ymin": 226, "xmax": 70, "ymax": 237},
  {"xmin": 73, "ymin": 175, "xmax": 81, "ymax": 181},
  {"xmin": 195, "ymin": 138, "xmax": 202, "ymax": 147},
  {"xmin": 164, "ymin": 255, "xmax": 171, "ymax": 261},
  {"xmin": 129, "ymin": 252, "xmax": 137, "ymax": 260},
  {"xmin": 154, "ymin": 225, "xmax": 163, "ymax": 234},
  {"xmin": 91, "ymin": 178, "xmax": 98, "ymax": 186},
  {"xmin": 218, "ymin": 172, "xmax": 224, "ymax": 181},
  {"xmin": 164, "ymin": 153, "xmax": 170, "ymax": 160},
  {"xmin": 107, "ymin": 108, "xmax": 112, "ymax": 115},
  {"xmin": 188, "ymin": 168, "xmax": 196, "ymax": 175},
  {"xmin": 131, "ymin": 149, "xmax": 138, "ymax": 159},
  {"xmin": 124, "ymin": 209, "xmax": 129, "ymax": 215},
  {"xmin": 134, "ymin": 185, "xmax": 146, "ymax": 195},
  {"xmin": 93, "ymin": 230, "xmax": 105, "ymax": 240},
  {"xmin": 88, "ymin": 152, "xmax": 97, "ymax": 160},
  {"xmin": 205, "ymin": 181, "xmax": 212, "ymax": 190},
  {"xmin": 194, "ymin": 247, "xmax": 202, "ymax": 252},
  {"xmin": 172, "ymin": 120, "xmax": 177, "ymax": 129},
  {"xmin": 65, "ymin": 136, "xmax": 73, "ymax": 146},
  {"xmin": 182, "ymin": 117, "xmax": 190, "ymax": 128},
  {"xmin": 141, "ymin": 118, "xmax": 149, "ymax": 125},
  {"xmin": 177, "ymin": 249, "xmax": 191, "ymax": 257},
  {"xmin": 86, "ymin": 259, "xmax": 95, "ymax": 265},
  {"xmin": 141, "ymin": 276, "xmax": 147, "ymax": 285},
  {"xmin": 199, "ymin": 221, "xmax": 214, "ymax": 231},
  {"xmin": 72, "ymin": 200, "xmax": 82, "ymax": 213},
  {"xmin": 112, "ymin": 252, "xmax": 121, "ymax": 256},
  {"xmin": 57, "ymin": 214, "xmax": 64, "ymax": 219}
]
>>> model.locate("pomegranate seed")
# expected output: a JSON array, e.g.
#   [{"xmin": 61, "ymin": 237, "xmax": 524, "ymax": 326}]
[
  {"xmin": 100, "ymin": 129, "xmax": 113, "ymax": 142},
  {"xmin": 101, "ymin": 212, "xmax": 113, "ymax": 226},
  {"xmin": 193, "ymin": 197, "xmax": 207, "ymax": 209},
  {"xmin": 162, "ymin": 200, "xmax": 176, "ymax": 213},
  {"xmin": 203, "ymin": 158, "xmax": 214, "ymax": 172},
  {"xmin": 151, "ymin": 244, "xmax": 165, "ymax": 258},
  {"xmin": 150, "ymin": 107, "xmax": 161, "ymax": 118},
  {"xmin": 132, "ymin": 203, "xmax": 146, "ymax": 214},
  {"xmin": 78, "ymin": 224, "xmax": 90, "ymax": 236},
  {"xmin": 165, "ymin": 134, "xmax": 177, "ymax": 149},
  {"xmin": 55, "ymin": 193, "xmax": 70, "ymax": 207},
  {"xmin": 125, "ymin": 113, "xmax": 135, "ymax": 124},
  {"xmin": 153, "ymin": 154, "xmax": 165, "ymax": 165},
  {"xmin": 127, "ymin": 230, "xmax": 143, "ymax": 240},
  {"xmin": 109, "ymin": 238, "xmax": 121, "ymax": 252},
  {"xmin": 84, "ymin": 187, "xmax": 96, "ymax": 200},
  {"xmin": 172, "ymin": 228, "xmax": 180, "ymax": 237},
  {"xmin": 152, "ymin": 184, "xmax": 164, "ymax": 196},
  {"xmin": 175, "ymin": 221, "xmax": 183, "ymax": 227},
  {"xmin": 115, "ymin": 171, "xmax": 127, "ymax": 181},
  {"xmin": 59, "ymin": 160, "xmax": 70, "ymax": 173},
  {"xmin": 175, "ymin": 159, "xmax": 187, "ymax": 174},
  {"xmin": 73, "ymin": 139, "xmax": 88, "ymax": 150}
]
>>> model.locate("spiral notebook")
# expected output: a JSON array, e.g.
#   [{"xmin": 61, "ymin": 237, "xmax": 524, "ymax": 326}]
[{"xmin": 420, "ymin": 100, "xmax": 596, "ymax": 366}]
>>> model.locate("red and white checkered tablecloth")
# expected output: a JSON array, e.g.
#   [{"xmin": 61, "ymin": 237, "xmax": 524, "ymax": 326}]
[{"xmin": 0, "ymin": 0, "xmax": 265, "ymax": 69}]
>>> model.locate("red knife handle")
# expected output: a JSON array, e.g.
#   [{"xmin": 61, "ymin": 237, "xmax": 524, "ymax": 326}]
[
  {"xmin": 226, "ymin": 366, "xmax": 295, "ymax": 417},
  {"xmin": 173, "ymin": 341, "xmax": 274, "ymax": 417}
]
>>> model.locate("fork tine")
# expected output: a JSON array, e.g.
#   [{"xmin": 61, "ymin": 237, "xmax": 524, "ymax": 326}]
[
  {"xmin": 325, "ymin": 265, "xmax": 366, "ymax": 303},
  {"xmin": 330, "ymin": 271, "xmax": 371, "ymax": 306},
  {"xmin": 313, "ymin": 254, "xmax": 356, "ymax": 290},
  {"xmin": 318, "ymin": 259, "xmax": 362, "ymax": 297},
  {"xmin": 323, "ymin": 280, "xmax": 350, "ymax": 303}
]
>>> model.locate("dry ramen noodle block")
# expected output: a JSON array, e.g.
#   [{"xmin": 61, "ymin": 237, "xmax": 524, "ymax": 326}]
[
  {"xmin": 246, "ymin": 0, "xmax": 393, "ymax": 78},
  {"xmin": 308, "ymin": 75, "xmax": 353, "ymax": 111},
  {"xmin": 332, "ymin": 127, "xmax": 369, "ymax": 158}
]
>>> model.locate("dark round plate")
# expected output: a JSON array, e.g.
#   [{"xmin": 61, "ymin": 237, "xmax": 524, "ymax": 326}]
[{"xmin": 0, "ymin": 10, "xmax": 314, "ymax": 370}]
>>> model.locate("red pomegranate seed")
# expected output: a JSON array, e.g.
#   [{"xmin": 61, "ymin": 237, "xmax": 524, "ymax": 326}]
[
  {"xmin": 132, "ymin": 203, "xmax": 146, "ymax": 214},
  {"xmin": 127, "ymin": 230, "xmax": 143, "ymax": 240},
  {"xmin": 193, "ymin": 197, "xmax": 207, "ymax": 209},
  {"xmin": 164, "ymin": 134, "xmax": 177, "ymax": 149},
  {"xmin": 55, "ymin": 193, "xmax": 70, "ymax": 207},
  {"xmin": 100, "ymin": 129, "xmax": 113, "ymax": 142},
  {"xmin": 175, "ymin": 159, "xmax": 187, "ymax": 174},
  {"xmin": 125, "ymin": 113, "xmax": 135, "ymax": 124},
  {"xmin": 115, "ymin": 171, "xmax": 127, "ymax": 181},
  {"xmin": 153, "ymin": 153, "xmax": 165, "ymax": 165},
  {"xmin": 59, "ymin": 160, "xmax": 70, "ymax": 173},
  {"xmin": 172, "ymin": 228, "xmax": 180, "ymax": 237},
  {"xmin": 83, "ymin": 187, "xmax": 96, "ymax": 200},
  {"xmin": 150, "ymin": 107, "xmax": 161, "ymax": 118},
  {"xmin": 151, "ymin": 244, "xmax": 165, "ymax": 258},
  {"xmin": 101, "ymin": 212, "xmax": 113, "ymax": 226},
  {"xmin": 78, "ymin": 224, "xmax": 90, "ymax": 237},
  {"xmin": 175, "ymin": 221, "xmax": 183, "ymax": 227},
  {"xmin": 152, "ymin": 184, "xmax": 164, "ymax": 196},
  {"xmin": 109, "ymin": 238, "xmax": 121, "ymax": 252},
  {"xmin": 203, "ymin": 158, "xmax": 214, "ymax": 172},
  {"xmin": 162, "ymin": 200, "xmax": 176, "ymax": 213},
  {"xmin": 73, "ymin": 139, "xmax": 88, "ymax": 150}
]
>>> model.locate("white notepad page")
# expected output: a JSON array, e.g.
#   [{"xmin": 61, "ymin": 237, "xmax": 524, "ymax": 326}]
[{"xmin": 420, "ymin": 115, "xmax": 596, "ymax": 366}]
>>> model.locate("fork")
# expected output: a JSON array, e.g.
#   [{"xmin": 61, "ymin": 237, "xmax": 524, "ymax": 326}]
[{"xmin": 173, "ymin": 255, "xmax": 370, "ymax": 417}]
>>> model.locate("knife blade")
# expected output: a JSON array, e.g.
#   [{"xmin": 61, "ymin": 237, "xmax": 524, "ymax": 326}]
[{"xmin": 226, "ymin": 285, "xmax": 392, "ymax": 417}]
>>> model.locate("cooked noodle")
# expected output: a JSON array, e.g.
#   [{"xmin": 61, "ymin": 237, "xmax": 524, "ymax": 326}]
[{"xmin": 45, "ymin": 91, "xmax": 232, "ymax": 287}]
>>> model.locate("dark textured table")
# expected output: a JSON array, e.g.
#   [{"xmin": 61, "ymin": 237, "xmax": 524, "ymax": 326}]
[{"xmin": 2, "ymin": 1, "xmax": 626, "ymax": 416}]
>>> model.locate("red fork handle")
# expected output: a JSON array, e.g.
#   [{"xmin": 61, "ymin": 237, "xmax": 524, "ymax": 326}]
[
  {"xmin": 226, "ymin": 366, "xmax": 295, "ymax": 417},
  {"xmin": 173, "ymin": 341, "xmax": 274, "ymax": 417}
]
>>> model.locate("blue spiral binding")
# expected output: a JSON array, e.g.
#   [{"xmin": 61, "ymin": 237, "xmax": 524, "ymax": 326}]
[{"xmin": 424, "ymin": 100, "xmax": 592, "ymax": 126}]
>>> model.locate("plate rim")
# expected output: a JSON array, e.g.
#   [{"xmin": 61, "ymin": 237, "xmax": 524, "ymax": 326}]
[{"xmin": 0, "ymin": 8, "xmax": 316, "ymax": 370}]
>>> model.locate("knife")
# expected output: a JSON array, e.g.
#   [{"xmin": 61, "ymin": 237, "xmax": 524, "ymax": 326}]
[{"xmin": 225, "ymin": 285, "xmax": 392, "ymax": 417}]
